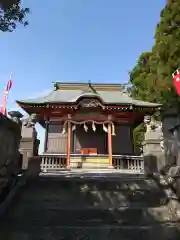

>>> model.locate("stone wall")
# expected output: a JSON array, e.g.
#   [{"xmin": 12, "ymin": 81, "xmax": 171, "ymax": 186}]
[
  {"xmin": 142, "ymin": 112, "xmax": 180, "ymax": 173},
  {"xmin": 142, "ymin": 110, "xmax": 180, "ymax": 200},
  {"xmin": 161, "ymin": 109, "xmax": 180, "ymax": 167},
  {"xmin": 0, "ymin": 112, "xmax": 41, "ymax": 219},
  {"xmin": 0, "ymin": 113, "xmax": 22, "ymax": 198}
]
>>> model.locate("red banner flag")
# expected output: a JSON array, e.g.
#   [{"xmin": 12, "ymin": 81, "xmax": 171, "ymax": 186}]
[
  {"xmin": 0, "ymin": 74, "xmax": 12, "ymax": 116},
  {"xmin": 172, "ymin": 69, "xmax": 180, "ymax": 96}
]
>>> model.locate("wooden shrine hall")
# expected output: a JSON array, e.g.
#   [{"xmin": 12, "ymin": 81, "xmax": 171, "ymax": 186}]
[{"xmin": 17, "ymin": 82, "xmax": 160, "ymax": 172}]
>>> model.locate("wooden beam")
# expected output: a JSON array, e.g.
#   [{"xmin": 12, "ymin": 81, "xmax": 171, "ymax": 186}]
[
  {"xmin": 67, "ymin": 121, "xmax": 71, "ymax": 168},
  {"xmin": 108, "ymin": 123, "xmax": 113, "ymax": 168}
]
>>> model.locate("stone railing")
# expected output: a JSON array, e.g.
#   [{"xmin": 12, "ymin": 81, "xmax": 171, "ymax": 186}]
[
  {"xmin": 112, "ymin": 155, "xmax": 144, "ymax": 173},
  {"xmin": 39, "ymin": 154, "xmax": 144, "ymax": 173},
  {"xmin": 40, "ymin": 154, "xmax": 67, "ymax": 171}
]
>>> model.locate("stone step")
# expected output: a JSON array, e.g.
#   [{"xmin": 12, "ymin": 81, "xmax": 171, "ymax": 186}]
[
  {"xmin": 26, "ymin": 177, "xmax": 163, "ymax": 195},
  {"xmin": 31, "ymin": 174, "xmax": 158, "ymax": 189},
  {"xmin": 70, "ymin": 157, "xmax": 109, "ymax": 163},
  {"xmin": 17, "ymin": 189, "xmax": 167, "ymax": 208},
  {"xmin": 14, "ymin": 177, "xmax": 167, "ymax": 208},
  {"xmin": 70, "ymin": 162, "xmax": 109, "ymax": 168},
  {"xmin": 1, "ymin": 174, "xmax": 180, "ymax": 239},
  {"xmin": 17, "ymin": 197, "xmax": 166, "ymax": 209},
  {"xmin": 5, "ymin": 207, "xmax": 179, "ymax": 227},
  {"xmin": 0, "ymin": 224, "xmax": 179, "ymax": 240}
]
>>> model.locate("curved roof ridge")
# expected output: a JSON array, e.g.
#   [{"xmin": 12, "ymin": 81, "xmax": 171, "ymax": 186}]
[
  {"xmin": 71, "ymin": 91, "xmax": 102, "ymax": 102},
  {"xmin": 16, "ymin": 87, "xmax": 161, "ymax": 107}
]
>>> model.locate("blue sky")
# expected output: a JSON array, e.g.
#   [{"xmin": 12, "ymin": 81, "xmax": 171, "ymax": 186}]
[{"xmin": 0, "ymin": 0, "xmax": 165, "ymax": 152}]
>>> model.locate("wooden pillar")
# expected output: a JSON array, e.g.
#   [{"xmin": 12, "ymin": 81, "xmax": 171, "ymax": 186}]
[
  {"xmin": 108, "ymin": 123, "xmax": 113, "ymax": 167},
  {"xmin": 43, "ymin": 117, "xmax": 49, "ymax": 153},
  {"xmin": 67, "ymin": 121, "xmax": 71, "ymax": 168}
]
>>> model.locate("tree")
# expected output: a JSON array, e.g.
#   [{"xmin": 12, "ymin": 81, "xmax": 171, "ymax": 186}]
[
  {"xmin": 129, "ymin": 0, "xmax": 180, "ymax": 149},
  {"xmin": 0, "ymin": 0, "xmax": 29, "ymax": 32},
  {"xmin": 130, "ymin": 0, "xmax": 180, "ymax": 109},
  {"xmin": 133, "ymin": 123, "xmax": 146, "ymax": 154}
]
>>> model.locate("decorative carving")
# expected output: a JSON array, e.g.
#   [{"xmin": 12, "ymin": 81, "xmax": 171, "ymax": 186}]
[
  {"xmin": 76, "ymin": 99, "xmax": 104, "ymax": 109},
  {"xmin": 53, "ymin": 82, "xmax": 58, "ymax": 91},
  {"xmin": 81, "ymin": 99, "xmax": 100, "ymax": 108}
]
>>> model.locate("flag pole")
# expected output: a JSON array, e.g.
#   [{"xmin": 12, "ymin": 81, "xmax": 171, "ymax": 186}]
[{"xmin": 0, "ymin": 73, "xmax": 13, "ymax": 116}]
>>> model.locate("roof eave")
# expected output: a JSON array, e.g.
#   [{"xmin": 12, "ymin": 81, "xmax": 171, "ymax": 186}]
[{"xmin": 16, "ymin": 100, "xmax": 161, "ymax": 109}]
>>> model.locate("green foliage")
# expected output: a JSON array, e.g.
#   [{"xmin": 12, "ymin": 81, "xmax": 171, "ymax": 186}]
[
  {"xmin": 130, "ymin": 1, "xmax": 180, "ymax": 148},
  {"xmin": 0, "ymin": 0, "xmax": 29, "ymax": 32},
  {"xmin": 130, "ymin": 0, "xmax": 180, "ymax": 109},
  {"xmin": 133, "ymin": 123, "xmax": 146, "ymax": 152}
]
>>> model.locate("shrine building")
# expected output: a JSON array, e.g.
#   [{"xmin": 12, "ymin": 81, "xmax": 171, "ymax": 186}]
[{"xmin": 17, "ymin": 82, "xmax": 161, "ymax": 172}]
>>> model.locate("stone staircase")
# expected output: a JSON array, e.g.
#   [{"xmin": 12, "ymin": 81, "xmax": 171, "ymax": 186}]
[{"xmin": 0, "ymin": 173, "xmax": 180, "ymax": 239}]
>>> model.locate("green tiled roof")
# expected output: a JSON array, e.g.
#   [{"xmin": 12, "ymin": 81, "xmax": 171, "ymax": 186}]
[{"xmin": 17, "ymin": 84, "xmax": 161, "ymax": 108}]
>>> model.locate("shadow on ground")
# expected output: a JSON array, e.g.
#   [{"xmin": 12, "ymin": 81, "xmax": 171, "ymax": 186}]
[{"xmin": 0, "ymin": 172, "xmax": 180, "ymax": 239}]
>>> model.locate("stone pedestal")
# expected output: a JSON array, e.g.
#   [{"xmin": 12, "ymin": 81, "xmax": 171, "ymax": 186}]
[
  {"xmin": 143, "ymin": 116, "xmax": 165, "ymax": 174},
  {"xmin": 143, "ymin": 140, "xmax": 165, "ymax": 173},
  {"xmin": 27, "ymin": 156, "xmax": 41, "ymax": 178},
  {"xmin": 19, "ymin": 126, "xmax": 39, "ymax": 170}
]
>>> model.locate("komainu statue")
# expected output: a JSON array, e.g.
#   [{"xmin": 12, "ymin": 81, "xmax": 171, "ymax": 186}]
[
  {"xmin": 144, "ymin": 115, "xmax": 162, "ymax": 132},
  {"xmin": 21, "ymin": 113, "xmax": 37, "ymax": 128},
  {"xmin": 8, "ymin": 110, "xmax": 23, "ymax": 125},
  {"xmin": 144, "ymin": 115, "xmax": 163, "ymax": 142}
]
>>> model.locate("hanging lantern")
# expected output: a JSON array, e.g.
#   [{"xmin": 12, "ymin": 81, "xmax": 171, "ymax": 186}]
[
  {"xmin": 103, "ymin": 123, "xmax": 108, "ymax": 132},
  {"xmin": 92, "ymin": 121, "xmax": 96, "ymax": 132},
  {"xmin": 84, "ymin": 122, "xmax": 88, "ymax": 132}
]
